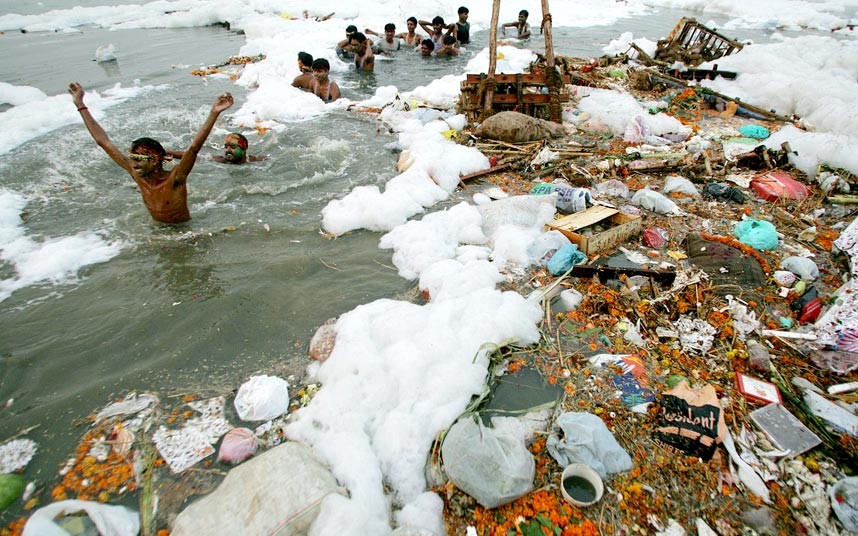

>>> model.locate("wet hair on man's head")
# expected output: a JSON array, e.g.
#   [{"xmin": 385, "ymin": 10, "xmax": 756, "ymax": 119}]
[
  {"xmin": 432, "ymin": 16, "xmax": 445, "ymax": 26},
  {"xmin": 407, "ymin": 16, "xmax": 417, "ymax": 25},
  {"xmin": 350, "ymin": 31, "xmax": 367, "ymax": 44},
  {"xmin": 384, "ymin": 23, "xmax": 395, "ymax": 32},
  {"xmin": 227, "ymin": 132, "xmax": 249, "ymax": 150},
  {"xmin": 312, "ymin": 58, "xmax": 330, "ymax": 71},
  {"xmin": 130, "ymin": 137, "xmax": 165, "ymax": 157},
  {"xmin": 345, "ymin": 24, "xmax": 357, "ymax": 34},
  {"xmin": 519, "ymin": 9, "xmax": 529, "ymax": 18},
  {"xmin": 458, "ymin": 6, "xmax": 469, "ymax": 14},
  {"xmin": 298, "ymin": 51, "xmax": 313, "ymax": 67},
  {"xmin": 421, "ymin": 38, "xmax": 434, "ymax": 50},
  {"xmin": 443, "ymin": 34, "xmax": 456, "ymax": 45}
]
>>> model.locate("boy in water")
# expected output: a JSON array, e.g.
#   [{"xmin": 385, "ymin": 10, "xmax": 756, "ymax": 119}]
[
  {"xmin": 291, "ymin": 51, "xmax": 315, "ymax": 91},
  {"xmin": 454, "ymin": 6, "xmax": 470, "ymax": 44},
  {"xmin": 365, "ymin": 23, "xmax": 401, "ymax": 55},
  {"xmin": 68, "ymin": 81, "xmax": 232, "ymax": 224},
  {"xmin": 168, "ymin": 133, "xmax": 266, "ymax": 164},
  {"xmin": 348, "ymin": 32, "xmax": 375, "ymax": 72},
  {"xmin": 311, "ymin": 59, "xmax": 341, "ymax": 102},
  {"xmin": 436, "ymin": 34, "xmax": 460, "ymax": 56},
  {"xmin": 502, "ymin": 10, "xmax": 531, "ymax": 39},
  {"xmin": 396, "ymin": 17, "xmax": 423, "ymax": 47},
  {"xmin": 419, "ymin": 39, "xmax": 435, "ymax": 56},
  {"xmin": 336, "ymin": 25, "xmax": 358, "ymax": 60},
  {"xmin": 418, "ymin": 16, "xmax": 455, "ymax": 52}
]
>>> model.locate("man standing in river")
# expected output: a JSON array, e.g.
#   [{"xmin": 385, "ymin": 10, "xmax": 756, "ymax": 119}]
[{"xmin": 68, "ymin": 81, "xmax": 233, "ymax": 224}]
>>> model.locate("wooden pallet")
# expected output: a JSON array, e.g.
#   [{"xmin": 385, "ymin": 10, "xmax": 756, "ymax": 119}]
[{"xmin": 459, "ymin": 72, "xmax": 570, "ymax": 122}]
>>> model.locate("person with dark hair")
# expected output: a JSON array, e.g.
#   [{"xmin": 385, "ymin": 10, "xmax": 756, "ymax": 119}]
[
  {"xmin": 437, "ymin": 34, "xmax": 460, "ymax": 56},
  {"xmin": 348, "ymin": 32, "xmax": 375, "ymax": 72},
  {"xmin": 454, "ymin": 6, "xmax": 470, "ymax": 44},
  {"xmin": 418, "ymin": 16, "xmax": 455, "ymax": 52},
  {"xmin": 311, "ymin": 58, "xmax": 340, "ymax": 102},
  {"xmin": 292, "ymin": 51, "xmax": 315, "ymax": 91},
  {"xmin": 168, "ymin": 132, "xmax": 266, "ymax": 164},
  {"xmin": 68, "ymin": 81, "xmax": 232, "ymax": 224},
  {"xmin": 336, "ymin": 25, "xmax": 359, "ymax": 60},
  {"xmin": 396, "ymin": 17, "xmax": 423, "ymax": 47},
  {"xmin": 420, "ymin": 38, "xmax": 434, "ymax": 56},
  {"xmin": 365, "ymin": 23, "xmax": 401, "ymax": 55},
  {"xmin": 502, "ymin": 10, "xmax": 531, "ymax": 39}
]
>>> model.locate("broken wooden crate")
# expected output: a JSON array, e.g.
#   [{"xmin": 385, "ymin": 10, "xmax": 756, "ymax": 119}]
[
  {"xmin": 546, "ymin": 206, "xmax": 642, "ymax": 255},
  {"xmin": 459, "ymin": 73, "xmax": 570, "ymax": 123},
  {"xmin": 654, "ymin": 17, "xmax": 743, "ymax": 66}
]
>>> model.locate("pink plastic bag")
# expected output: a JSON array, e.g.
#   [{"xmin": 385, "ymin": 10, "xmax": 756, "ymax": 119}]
[{"xmin": 751, "ymin": 172, "xmax": 810, "ymax": 202}]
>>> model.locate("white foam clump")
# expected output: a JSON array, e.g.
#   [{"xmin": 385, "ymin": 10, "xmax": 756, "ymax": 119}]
[
  {"xmin": 602, "ymin": 31, "xmax": 657, "ymax": 57},
  {"xmin": 571, "ymin": 87, "xmax": 690, "ymax": 142},
  {"xmin": 644, "ymin": 0, "xmax": 851, "ymax": 31},
  {"xmin": 0, "ymin": 190, "xmax": 122, "ymax": 303},
  {"xmin": 697, "ymin": 35, "xmax": 858, "ymax": 176},
  {"xmin": 0, "ymin": 82, "xmax": 47, "ymax": 107},
  {"xmin": 0, "ymin": 83, "xmax": 156, "ymax": 157}
]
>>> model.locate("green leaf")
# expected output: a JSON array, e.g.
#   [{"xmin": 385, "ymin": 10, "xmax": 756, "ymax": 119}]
[
  {"xmin": 521, "ymin": 520, "xmax": 545, "ymax": 536},
  {"xmin": 0, "ymin": 474, "xmax": 25, "ymax": 510}
]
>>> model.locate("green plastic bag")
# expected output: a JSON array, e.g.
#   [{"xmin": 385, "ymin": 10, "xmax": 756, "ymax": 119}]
[{"xmin": 0, "ymin": 474, "xmax": 25, "ymax": 510}]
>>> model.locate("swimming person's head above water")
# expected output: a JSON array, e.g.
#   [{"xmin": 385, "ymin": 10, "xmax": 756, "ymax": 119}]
[{"xmin": 223, "ymin": 133, "xmax": 249, "ymax": 164}]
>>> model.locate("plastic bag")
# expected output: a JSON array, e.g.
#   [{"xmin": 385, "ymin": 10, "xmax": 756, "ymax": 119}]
[
  {"xmin": 831, "ymin": 477, "xmax": 858, "ymax": 532},
  {"xmin": 217, "ymin": 428, "xmax": 259, "ymax": 465},
  {"xmin": 594, "ymin": 179, "xmax": 630, "ymax": 198},
  {"xmin": 547, "ymin": 244, "xmax": 586, "ymax": 275},
  {"xmin": 234, "ymin": 375, "xmax": 290, "ymax": 422},
  {"xmin": 663, "ymin": 175, "xmax": 699, "ymax": 197},
  {"xmin": 734, "ymin": 219, "xmax": 779, "ymax": 251},
  {"xmin": 546, "ymin": 412, "xmax": 632, "ymax": 479},
  {"xmin": 441, "ymin": 416, "xmax": 535, "ymax": 508},
  {"xmin": 738, "ymin": 124, "xmax": 770, "ymax": 139},
  {"xmin": 652, "ymin": 381, "xmax": 726, "ymax": 461},
  {"xmin": 631, "ymin": 188, "xmax": 682, "ymax": 215},
  {"xmin": 23, "ymin": 500, "xmax": 139, "ymax": 536},
  {"xmin": 527, "ymin": 230, "xmax": 571, "ymax": 265},
  {"xmin": 702, "ymin": 182, "xmax": 746, "ymax": 204},
  {"xmin": 531, "ymin": 183, "xmax": 591, "ymax": 213},
  {"xmin": 0, "ymin": 474, "xmax": 24, "ymax": 510},
  {"xmin": 780, "ymin": 256, "xmax": 819, "ymax": 281}
]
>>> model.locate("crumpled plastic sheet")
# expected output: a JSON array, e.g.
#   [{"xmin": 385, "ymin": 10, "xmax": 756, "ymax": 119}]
[
  {"xmin": 676, "ymin": 317, "xmax": 717, "ymax": 355},
  {"xmin": 153, "ymin": 396, "xmax": 231, "ymax": 474},
  {"xmin": 95, "ymin": 393, "xmax": 159, "ymax": 423},
  {"xmin": 724, "ymin": 295, "xmax": 760, "ymax": 341},
  {"xmin": 813, "ymin": 217, "xmax": 858, "ymax": 355},
  {"xmin": 547, "ymin": 412, "xmax": 633, "ymax": 479},
  {"xmin": 0, "ymin": 438, "xmax": 37, "ymax": 473},
  {"xmin": 531, "ymin": 147, "xmax": 559, "ymax": 166}
]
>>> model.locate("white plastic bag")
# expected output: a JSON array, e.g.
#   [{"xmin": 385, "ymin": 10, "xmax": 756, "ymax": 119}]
[
  {"xmin": 546, "ymin": 412, "xmax": 632, "ymax": 479},
  {"xmin": 234, "ymin": 375, "xmax": 290, "ymax": 421},
  {"xmin": 24, "ymin": 500, "xmax": 139, "ymax": 536},
  {"xmin": 663, "ymin": 175, "xmax": 699, "ymax": 197},
  {"xmin": 441, "ymin": 416, "xmax": 535, "ymax": 508},
  {"xmin": 631, "ymin": 188, "xmax": 682, "ymax": 215},
  {"xmin": 527, "ymin": 230, "xmax": 571, "ymax": 265},
  {"xmin": 780, "ymin": 256, "xmax": 819, "ymax": 281}
]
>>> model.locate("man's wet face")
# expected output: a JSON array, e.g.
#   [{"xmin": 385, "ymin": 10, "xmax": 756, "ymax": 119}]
[
  {"xmin": 129, "ymin": 150, "xmax": 160, "ymax": 175},
  {"xmin": 518, "ymin": 14, "xmax": 527, "ymax": 23},
  {"xmin": 223, "ymin": 135, "xmax": 245, "ymax": 163},
  {"xmin": 407, "ymin": 20, "xmax": 416, "ymax": 32},
  {"xmin": 313, "ymin": 68, "xmax": 328, "ymax": 81},
  {"xmin": 385, "ymin": 29, "xmax": 395, "ymax": 41},
  {"xmin": 432, "ymin": 23, "xmax": 442, "ymax": 34},
  {"xmin": 421, "ymin": 43, "xmax": 432, "ymax": 56}
]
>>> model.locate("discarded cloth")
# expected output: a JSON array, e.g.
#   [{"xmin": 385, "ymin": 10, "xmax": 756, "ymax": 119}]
[{"xmin": 546, "ymin": 412, "xmax": 632, "ymax": 479}]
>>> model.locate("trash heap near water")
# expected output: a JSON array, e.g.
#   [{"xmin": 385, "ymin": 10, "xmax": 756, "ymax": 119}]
[{"xmin": 2, "ymin": 19, "xmax": 858, "ymax": 536}]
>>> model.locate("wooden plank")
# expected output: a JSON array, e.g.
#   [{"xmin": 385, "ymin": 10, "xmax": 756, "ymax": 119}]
[
  {"xmin": 569, "ymin": 264, "xmax": 677, "ymax": 284},
  {"xmin": 459, "ymin": 163, "xmax": 511, "ymax": 182},
  {"xmin": 551, "ymin": 206, "xmax": 619, "ymax": 231}
]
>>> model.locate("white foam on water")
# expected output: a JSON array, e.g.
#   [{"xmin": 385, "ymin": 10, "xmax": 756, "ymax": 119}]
[{"xmin": 0, "ymin": 190, "xmax": 123, "ymax": 302}]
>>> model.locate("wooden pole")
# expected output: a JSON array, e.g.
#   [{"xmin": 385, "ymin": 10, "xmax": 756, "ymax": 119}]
[
  {"xmin": 540, "ymin": 0, "xmax": 561, "ymax": 122},
  {"xmin": 484, "ymin": 0, "xmax": 501, "ymax": 118}
]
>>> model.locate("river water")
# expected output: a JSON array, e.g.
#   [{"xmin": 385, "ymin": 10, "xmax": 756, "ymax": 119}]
[{"xmin": 0, "ymin": 2, "xmax": 791, "ymax": 499}]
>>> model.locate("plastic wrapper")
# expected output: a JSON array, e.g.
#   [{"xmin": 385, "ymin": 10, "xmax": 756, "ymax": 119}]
[
  {"xmin": 547, "ymin": 412, "xmax": 632, "ymax": 479},
  {"xmin": 234, "ymin": 375, "xmax": 290, "ymax": 422},
  {"xmin": 734, "ymin": 219, "xmax": 778, "ymax": 251},
  {"xmin": 217, "ymin": 428, "xmax": 259, "ymax": 465}
]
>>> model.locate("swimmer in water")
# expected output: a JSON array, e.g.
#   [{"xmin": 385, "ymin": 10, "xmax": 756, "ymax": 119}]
[
  {"xmin": 168, "ymin": 132, "xmax": 266, "ymax": 164},
  {"xmin": 69, "ymin": 81, "xmax": 233, "ymax": 224},
  {"xmin": 311, "ymin": 58, "xmax": 341, "ymax": 102},
  {"xmin": 292, "ymin": 51, "xmax": 315, "ymax": 91}
]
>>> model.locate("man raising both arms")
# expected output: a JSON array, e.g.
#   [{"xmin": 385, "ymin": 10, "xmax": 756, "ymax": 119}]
[{"xmin": 68, "ymin": 81, "xmax": 233, "ymax": 224}]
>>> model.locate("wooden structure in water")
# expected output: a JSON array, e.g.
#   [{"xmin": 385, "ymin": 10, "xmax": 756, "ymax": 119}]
[
  {"xmin": 459, "ymin": 0, "xmax": 565, "ymax": 123},
  {"xmin": 653, "ymin": 18, "xmax": 743, "ymax": 66}
]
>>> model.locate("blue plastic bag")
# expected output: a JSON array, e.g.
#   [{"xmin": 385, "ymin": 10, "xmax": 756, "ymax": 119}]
[
  {"xmin": 738, "ymin": 124, "xmax": 770, "ymax": 139},
  {"xmin": 547, "ymin": 243, "xmax": 586, "ymax": 275},
  {"xmin": 734, "ymin": 219, "xmax": 778, "ymax": 250}
]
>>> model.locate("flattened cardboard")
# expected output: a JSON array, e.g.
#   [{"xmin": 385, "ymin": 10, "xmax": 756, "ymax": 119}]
[
  {"xmin": 547, "ymin": 206, "xmax": 643, "ymax": 255},
  {"xmin": 736, "ymin": 372, "xmax": 783, "ymax": 405}
]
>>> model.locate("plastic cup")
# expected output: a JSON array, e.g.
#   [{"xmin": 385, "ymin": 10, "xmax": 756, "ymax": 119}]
[{"xmin": 560, "ymin": 464, "xmax": 603, "ymax": 507}]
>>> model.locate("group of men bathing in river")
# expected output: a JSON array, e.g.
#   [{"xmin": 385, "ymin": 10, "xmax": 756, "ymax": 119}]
[{"xmin": 67, "ymin": 9, "xmax": 534, "ymax": 225}]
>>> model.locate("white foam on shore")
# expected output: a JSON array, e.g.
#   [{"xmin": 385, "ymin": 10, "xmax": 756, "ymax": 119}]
[{"xmin": 0, "ymin": 190, "xmax": 122, "ymax": 303}]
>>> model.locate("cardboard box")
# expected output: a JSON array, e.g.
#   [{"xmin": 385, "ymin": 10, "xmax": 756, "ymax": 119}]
[
  {"xmin": 736, "ymin": 372, "xmax": 783, "ymax": 405},
  {"xmin": 546, "ymin": 206, "xmax": 642, "ymax": 255}
]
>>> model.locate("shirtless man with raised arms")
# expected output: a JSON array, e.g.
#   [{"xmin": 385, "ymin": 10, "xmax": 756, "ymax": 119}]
[{"xmin": 69, "ymin": 81, "xmax": 233, "ymax": 224}]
